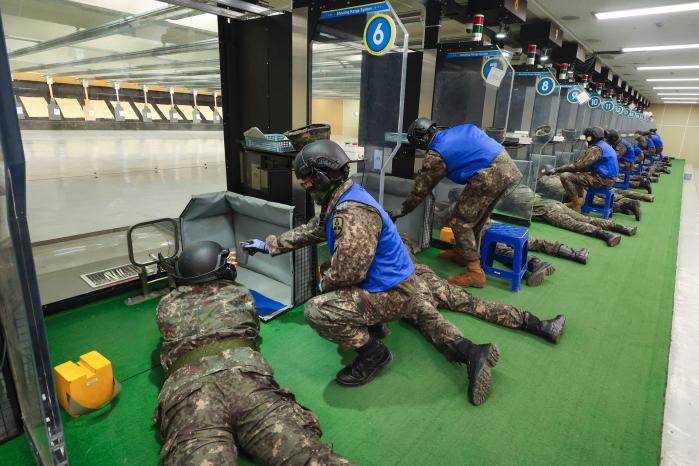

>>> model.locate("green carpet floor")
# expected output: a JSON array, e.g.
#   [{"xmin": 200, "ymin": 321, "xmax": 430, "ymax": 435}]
[{"xmin": 2, "ymin": 161, "xmax": 683, "ymax": 465}]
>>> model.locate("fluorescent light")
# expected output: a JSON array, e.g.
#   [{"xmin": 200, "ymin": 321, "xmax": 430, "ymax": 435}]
[
  {"xmin": 596, "ymin": 2, "xmax": 699, "ymax": 20},
  {"xmin": 663, "ymin": 101, "xmax": 697, "ymax": 104},
  {"xmin": 647, "ymin": 78, "xmax": 699, "ymax": 81},
  {"xmin": 657, "ymin": 92, "xmax": 699, "ymax": 95},
  {"xmin": 622, "ymin": 43, "xmax": 699, "ymax": 53},
  {"xmin": 653, "ymin": 86, "xmax": 699, "ymax": 89},
  {"xmin": 638, "ymin": 64, "xmax": 699, "ymax": 70},
  {"xmin": 496, "ymin": 32, "xmax": 507, "ymax": 39},
  {"xmin": 662, "ymin": 97, "xmax": 699, "ymax": 100}
]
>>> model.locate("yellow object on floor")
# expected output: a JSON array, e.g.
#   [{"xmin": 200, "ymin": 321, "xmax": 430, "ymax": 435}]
[
  {"xmin": 54, "ymin": 351, "xmax": 120, "ymax": 417},
  {"xmin": 440, "ymin": 227, "xmax": 455, "ymax": 243}
]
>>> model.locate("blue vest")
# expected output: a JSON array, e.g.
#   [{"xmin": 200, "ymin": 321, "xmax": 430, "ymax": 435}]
[
  {"xmin": 620, "ymin": 139, "xmax": 636, "ymax": 163},
  {"xmin": 326, "ymin": 183, "xmax": 414, "ymax": 292},
  {"xmin": 634, "ymin": 146, "xmax": 642, "ymax": 158},
  {"xmin": 591, "ymin": 141, "xmax": 620, "ymax": 178},
  {"xmin": 651, "ymin": 134, "xmax": 663, "ymax": 149},
  {"xmin": 428, "ymin": 124, "xmax": 504, "ymax": 184},
  {"xmin": 646, "ymin": 137, "xmax": 655, "ymax": 149}
]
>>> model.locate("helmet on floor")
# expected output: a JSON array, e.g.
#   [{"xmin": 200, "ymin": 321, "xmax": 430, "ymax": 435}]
[
  {"xmin": 407, "ymin": 117, "xmax": 438, "ymax": 150},
  {"xmin": 294, "ymin": 139, "xmax": 350, "ymax": 204},
  {"xmin": 160, "ymin": 240, "xmax": 236, "ymax": 286},
  {"xmin": 605, "ymin": 129, "xmax": 620, "ymax": 146},
  {"xmin": 583, "ymin": 126, "xmax": 605, "ymax": 144}
]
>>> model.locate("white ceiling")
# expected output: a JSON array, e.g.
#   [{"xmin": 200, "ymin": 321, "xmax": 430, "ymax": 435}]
[{"xmin": 531, "ymin": 0, "xmax": 699, "ymax": 104}]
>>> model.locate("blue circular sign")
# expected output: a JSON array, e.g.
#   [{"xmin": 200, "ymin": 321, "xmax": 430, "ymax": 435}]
[
  {"xmin": 536, "ymin": 76, "xmax": 556, "ymax": 96},
  {"xmin": 566, "ymin": 88, "xmax": 580, "ymax": 104},
  {"xmin": 614, "ymin": 105, "xmax": 623, "ymax": 114},
  {"xmin": 588, "ymin": 96, "xmax": 601, "ymax": 108},
  {"xmin": 363, "ymin": 14, "xmax": 396, "ymax": 56},
  {"xmin": 481, "ymin": 57, "xmax": 505, "ymax": 81},
  {"xmin": 623, "ymin": 108, "xmax": 631, "ymax": 117},
  {"xmin": 602, "ymin": 100, "xmax": 614, "ymax": 112}
]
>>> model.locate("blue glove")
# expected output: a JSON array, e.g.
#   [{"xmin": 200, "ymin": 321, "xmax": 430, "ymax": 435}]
[{"xmin": 243, "ymin": 239, "xmax": 269, "ymax": 256}]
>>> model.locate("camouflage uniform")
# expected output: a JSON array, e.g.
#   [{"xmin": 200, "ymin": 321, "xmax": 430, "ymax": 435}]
[
  {"xmin": 154, "ymin": 280, "xmax": 352, "ymax": 466},
  {"xmin": 266, "ymin": 179, "xmax": 464, "ymax": 352},
  {"xmin": 614, "ymin": 143, "xmax": 645, "ymax": 189},
  {"xmin": 557, "ymin": 146, "xmax": 614, "ymax": 198},
  {"xmin": 401, "ymin": 151, "xmax": 522, "ymax": 261},
  {"xmin": 537, "ymin": 174, "xmax": 649, "ymax": 213},
  {"xmin": 400, "ymin": 236, "xmax": 524, "ymax": 328},
  {"xmin": 501, "ymin": 186, "xmax": 621, "ymax": 236}
]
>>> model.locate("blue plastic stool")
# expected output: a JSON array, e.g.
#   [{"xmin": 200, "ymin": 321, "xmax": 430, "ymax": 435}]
[
  {"xmin": 581, "ymin": 187, "xmax": 614, "ymax": 219},
  {"xmin": 480, "ymin": 223, "xmax": 528, "ymax": 292},
  {"xmin": 613, "ymin": 171, "xmax": 631, "ymax": 189}
]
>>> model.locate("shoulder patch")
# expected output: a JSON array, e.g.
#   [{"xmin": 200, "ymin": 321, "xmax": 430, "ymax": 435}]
[{"xmin": 332, "ymin": 216, "xmax": 344, "ymax": 236}]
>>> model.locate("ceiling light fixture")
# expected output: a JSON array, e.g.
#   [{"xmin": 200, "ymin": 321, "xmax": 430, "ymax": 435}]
[
  {"xmin": 647, "ymin": 78, "xmax": 699, "ymax": 81},
  {"xmin": 622, "ymin": 43, "xmax": 699, "ymax": 53},
  {"xmin": 595, "ymin": 2, "xmax": 699, "ymax": 20},
  {"xmin": 638, "ymin": 64, "xmax": 699, "ymax": 70}
]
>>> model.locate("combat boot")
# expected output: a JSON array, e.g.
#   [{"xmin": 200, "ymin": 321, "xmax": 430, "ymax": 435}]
[
  {"xmin": 595, "ymin": 230, "xmax": 621, "ymax": 247},
  {"xmin": 565, "ymin": 195, "xmax": 583, "ymax": 212},
  {"xmin": 522, "ymin": 311, "xmax": 566, "ymax": 344},
  {"xmin": 649, "ymin": 177, "xmax": 659, "ymax": 183},
  {"xmin": 620, "ymin": 200, "xmax": 641, "ymax": 221},
  {"xmin": 610, "ymin": 224, "xmax": 637, "ymax": 236},
  {"xmin": 336, "ymin": 337, "xmax": 392, "ymax": 387},
  {"xmin": 639, "ymin": 177, "xmax": 652, "ymax": 194},
  {"xmin": 556, "ymin": 245, "xmax": 589, "ymax": 264},
  {"xmin": 448, "ymin": 260, "xmax": 486, "ymax": 288},
  {"xmin": 449, "ymin": 338, "xmax": 500, "ymax": 406},
  {"xmin": 658, "ymin": 166, "xmax": 671, "ymax": 174},
  {"xmin": 368, "ymin": 323, "xmax": 391, "ymax": 339},
  {"xmin": 438, "ymin": 248, "xmax": 468, "ymax": 266},
  {"xmin": 525, "ymin": 257, "xmax": 555, "ymax": 287}
]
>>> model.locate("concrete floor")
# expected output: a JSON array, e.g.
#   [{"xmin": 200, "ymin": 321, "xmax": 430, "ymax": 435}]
[{"xmin": 22, "ymin": 129, "xmax": 225, "ymax": 303}]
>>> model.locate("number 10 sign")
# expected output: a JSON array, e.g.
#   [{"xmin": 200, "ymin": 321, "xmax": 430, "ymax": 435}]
[{"xmin": 364, "ymin": 14, "xmax": 396, "ymax": 56}]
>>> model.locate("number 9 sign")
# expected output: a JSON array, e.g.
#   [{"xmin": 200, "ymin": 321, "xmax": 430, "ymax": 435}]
[{"xmin": 364, "ymin": 14, "xmax": 396, "ymax": 56}]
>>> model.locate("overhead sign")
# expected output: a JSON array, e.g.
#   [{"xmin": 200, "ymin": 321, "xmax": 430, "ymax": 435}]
[
  {"xmin": 602, "ymin": 100, "xmax": 614, "ymax": 112},
  {"xmin": 321, "ymin": 2, "xmax": 389, "ymax": 19},
  {"xmin": 623, "ymin": 107, "xmax": 631, "ymax": 117},
  {"xmin": 566, "ymin": 88, "xmax": 581, "ymax": 104},
  {"xmin": 588, "ymin": 95, "xmax": 602, "ymax": 109},
  {"xmin": 363, "ymin": 13, "xmax": 396, "ymax": 56},
  {"xmin": 447, "ymin": 50, "xmax": 500, "ymax": 59},
  {"xmin": 614, "ymin": 105, "xmax": 624, "ymax": 114},
  {"xmin": 536, "ymin": 76, "xmax": 556, "ymax": 96}
]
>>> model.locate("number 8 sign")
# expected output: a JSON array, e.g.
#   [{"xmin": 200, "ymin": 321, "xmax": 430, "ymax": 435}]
[
  {"xmin": 536, "ymin": 76, "xmax": 556, "ymax": 96},
  {"xmin": 364, "ymin": 14, "xmax": 396, "ymax": 56}
]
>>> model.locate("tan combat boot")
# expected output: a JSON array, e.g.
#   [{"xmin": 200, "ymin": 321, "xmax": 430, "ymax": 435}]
[
  {"xmin": 438, "ymin": 248, "xmax": 468, "ymax": 266},
  {"xmin": 566, "ymin": 196, "xmax": 583, "ymax": 212},
  {"xmin": 448, "ymin": 259, "xmax": 486, "ymax": 288}
]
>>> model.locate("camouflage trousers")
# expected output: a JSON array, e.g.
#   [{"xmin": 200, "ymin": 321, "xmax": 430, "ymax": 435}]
[
  {"xmin": 615, "ymin": 189, "xmax": 654, "ymax": 202},
  {"xmin": 617, "ymin": 161, "xmax": 646, "ymax": 189},
  {"xmin": 156, "ymin": 347, "xmax": 352, "ymax": 466},
  {"xmin": 414, "ymin": 264, "xmax": 524, "ymax": 328},
  {"xmin": 304, "ymin": 274, "xmax": 464, "ymax": 352},
  {"xmin": 533, "ymin": 203, "xmax": 615, "ymax": 236},
  {"xmin": 559, "ymin": 171, "xmax": 613, "ymax": 198},
  {"xmin": 450, "ymin": 151, "xmax": 523, "ymax": 261}
]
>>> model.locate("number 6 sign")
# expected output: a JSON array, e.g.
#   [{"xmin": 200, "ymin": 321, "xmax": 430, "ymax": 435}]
[{"xmin": 364, "ymin": 14, "xmax": 396, "ymax": 56}]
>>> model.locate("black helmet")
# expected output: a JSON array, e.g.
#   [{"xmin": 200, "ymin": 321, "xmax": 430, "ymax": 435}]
[
  {"xmin": 407, "ymin": 117, "xmax": 437, "ymax": 150},
  {"xmin": 294, "ymin": 139, "xmax": 350, "ymax": 198},
  {"xmin": 606, "ymin": 129, "xmax": 620, "ymax": 146},
  {"xmin": 583, "ymin": 126, "xmax": 605, "ymax": 144},
  {"xmin": 160, "ymin": 241, "xmax": 236, "ymax": 286}
]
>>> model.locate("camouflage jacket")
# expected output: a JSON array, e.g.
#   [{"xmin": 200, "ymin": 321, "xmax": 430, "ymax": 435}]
[
  {"xmin": 156, "ymin": 280, "xmax": 260, "ymax": 373},
  {"xmin": 615, "ymin": 142, "xmax": 626, "ymax": 160},
  {"xmin": 402, "ymin": 150, "xmax": 447, "ymax": 214},
  {"xmin": 557, "ymin": 146, "xmax": 602, "ymax": 173},
  {"xmin": 266, "ymin": 179, "xmax": 383, "ymax": 292}
]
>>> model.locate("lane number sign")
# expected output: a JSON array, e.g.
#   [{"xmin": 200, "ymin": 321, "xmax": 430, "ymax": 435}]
[{"xmin": 364, "ymin": 14, "xmax": 396, "ymax": 56}]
